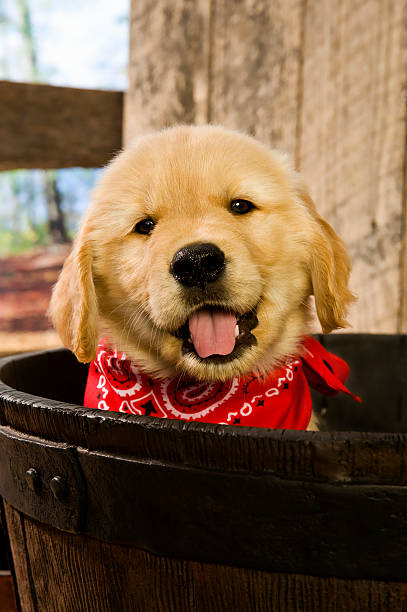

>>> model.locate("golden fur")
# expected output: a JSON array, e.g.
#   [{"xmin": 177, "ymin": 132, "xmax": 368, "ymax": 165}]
[{"xmin": 50, "ymin": 125, "xmax": 355, "ymax": 397}]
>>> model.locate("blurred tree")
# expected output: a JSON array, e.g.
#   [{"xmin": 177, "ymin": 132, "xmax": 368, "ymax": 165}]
[
  {"xmin": 44, "ymin": 170, "xmax": 68, "ymax": 243},
  {"xmin": 16, "ymin": 0, "xmax": 69, "ymax": 244}
]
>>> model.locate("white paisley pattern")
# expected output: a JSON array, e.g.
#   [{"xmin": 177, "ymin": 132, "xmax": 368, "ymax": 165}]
[
  {"xmin": 97, "ymin": 347, "xmax": 142, "ymax": 398},
  {"xmin": 160, "ymin": 377, "xmax": 240, "ymax": 420}
]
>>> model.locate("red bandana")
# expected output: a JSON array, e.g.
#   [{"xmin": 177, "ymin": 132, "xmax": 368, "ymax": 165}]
[{"xmin": 84, "ymin": 337, "xmax": 360, "ymax": 429}]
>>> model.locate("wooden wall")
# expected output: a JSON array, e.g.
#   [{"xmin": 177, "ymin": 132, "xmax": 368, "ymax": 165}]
[
  {"xmin": 299, "ymin": 1, "xmax": 407, "ymax": 334},
  {"xmin": 125, "ymin": 0, "xmax": 407, "ymax": 334}
]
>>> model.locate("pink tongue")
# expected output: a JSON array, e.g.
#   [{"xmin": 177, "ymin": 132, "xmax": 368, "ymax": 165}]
[{"xmin": 188, "ymin": 309, "xmax": 237, "ymax": 358}]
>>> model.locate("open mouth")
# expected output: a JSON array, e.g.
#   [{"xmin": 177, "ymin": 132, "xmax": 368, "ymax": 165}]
[{"xmin": 173, "ymin": 306, "xmax": 258, "ymax": 364}]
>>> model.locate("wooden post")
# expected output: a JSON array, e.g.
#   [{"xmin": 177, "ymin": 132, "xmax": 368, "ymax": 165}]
[
  {"xmin": 295, "ymin": 0, "xmax": 407, "ymax": 333},
  {"xmin": 209, "ymin": 0, "xmax": 304, "ymax": 157},
  {"xmin": 124, "ymin": 0, "xmax": 304, "ymax": 157},
  {"xmin": 124, "ymin": 0, "xmax": 211, "ymax": 145},
  {"xmin": 125, "ymin": 0, "xmax": 407, "ymax": 333}
]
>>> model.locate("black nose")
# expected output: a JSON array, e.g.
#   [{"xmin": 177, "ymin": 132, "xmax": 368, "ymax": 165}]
[{"xmin": 170, "ymin": 242, "xmax": 225, "ymax": 288}]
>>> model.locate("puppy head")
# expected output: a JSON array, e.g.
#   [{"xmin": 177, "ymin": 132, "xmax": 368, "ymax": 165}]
[{"xmin": 50, "ymin": 125, "xmax": 355, "ymax": 381}]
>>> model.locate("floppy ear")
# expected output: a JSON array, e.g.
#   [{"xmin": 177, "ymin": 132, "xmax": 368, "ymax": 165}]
[
  {"xmin": 300, "ymin": 188, "xmax": 356, "ymax": 333},
  {"xmin": 49, "ymin": 228, "xmax": 98, "ymax": 362}
]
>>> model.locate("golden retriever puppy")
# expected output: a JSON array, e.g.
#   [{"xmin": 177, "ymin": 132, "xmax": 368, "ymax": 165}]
[{"xmin": 50, "ymin": 125, "xmax": 355, "ymax": 428}]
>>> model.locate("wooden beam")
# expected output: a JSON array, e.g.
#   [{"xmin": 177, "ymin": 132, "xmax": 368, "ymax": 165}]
[{"xmin": 0, "ymin": 81, "xmax": 123, "ymax": 169}]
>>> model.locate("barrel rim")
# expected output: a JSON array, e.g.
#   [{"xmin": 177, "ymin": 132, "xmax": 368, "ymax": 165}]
[
  {"xmin": 1, "ymin": 336, "xmax": 407, "ymax": 486},
  {"xmin": 0, "ymin": 335, "xmax": 405, "ymax": 445}
]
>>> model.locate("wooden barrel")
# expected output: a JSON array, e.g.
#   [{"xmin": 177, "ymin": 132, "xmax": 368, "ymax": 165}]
[{"xmin": 0, "ymin": 334, "xmax": 406, "ymax": 611}]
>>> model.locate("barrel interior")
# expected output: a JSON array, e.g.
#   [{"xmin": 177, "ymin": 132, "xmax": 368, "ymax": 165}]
[
  {"xmin": 312, "ymin": 334, "xmax": 407, "ymax": 432},
  {"xmin": 0, "ymin": 334, "xmax": 406, "ymax": 432},
  {"xmin": 0, "ymin": 348, "xmax": 88, "ymax": 406}
]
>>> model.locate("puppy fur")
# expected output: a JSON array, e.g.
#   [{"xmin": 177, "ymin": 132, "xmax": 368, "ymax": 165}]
[{"xmin": 50, "ymin": 125, "xmax": 355, "ymax": 391}]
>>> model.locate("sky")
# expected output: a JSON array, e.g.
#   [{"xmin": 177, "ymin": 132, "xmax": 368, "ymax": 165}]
[
  {"xmin": 31, "ymin": 0, "xmax": 129, "ymax": 90},
  {"xmin": 1, "ymin": 0, "xmax": 129, "ymax": 89}
]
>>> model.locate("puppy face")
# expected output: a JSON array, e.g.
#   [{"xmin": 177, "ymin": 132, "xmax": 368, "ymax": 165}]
[{"xmin": 50, "ymin": 125, "xmax": 354, "ymax": 381}]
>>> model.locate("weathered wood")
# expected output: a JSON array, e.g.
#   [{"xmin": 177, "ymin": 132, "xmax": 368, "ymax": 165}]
[
  {"xmin": 125, "ymin": 0, "xmax": 407, "ymax": 332},
  {"xmin": 124, "ymin": 0, "xmax": 211, "ymax": 145},
  {"xmin": 402, "ymin": 172, "xmax": 407, "ymax": 333},
  {"xmin": 0, "ymin": 338, "xmax": 406, "ymax": 607},
  {"xmin": 0, "ymin": 81, "xmax": 123, "ymax": 169},
  {"xmin": 4, "ymin": 502, "xmax": 407, "ymax": 612},
  {"xmin": 0, "ymin": 571, "xmax": 18, "ymax": 612},
  {"xmin": 210, "ymin": 0, "xmax": 304, "ymax": 157},
  {"xmin": 4, "ymin": 505, "xmax": 35, "ymax": 612},
  {"xmin": 298, "ymin": 1, "xmax": 407, "ymax": 333},
  {"xmin": 125, "ymin": 0, "xmax": 304, "ymax": 157},
  {"xmin": 0, "ymin": 336, "xmax": 405, "ymax": 477},
  {"xmin": 3, "ymin": 411, "xmax": 407, "ymax": 581},
  {"xmin": 0, "ymin": 337, "xmax": 406, "ymax": 590}
]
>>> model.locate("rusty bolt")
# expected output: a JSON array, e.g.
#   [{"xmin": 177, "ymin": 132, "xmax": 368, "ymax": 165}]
[
  {"xmin": 50, "ymin": 475, "xmax": 68, "ymax": 500},
  {"xmin": 25, "ymin": 468, "xmax": 41, "ymax": 493}
]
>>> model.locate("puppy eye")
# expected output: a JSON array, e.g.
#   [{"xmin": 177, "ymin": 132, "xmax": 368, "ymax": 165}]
[
  {"xmin": 230, "ymin": 199, "xmax": 255, "ymax": 214},
  {"xmin": 134, "ymin": 218, "xmax": 155, "ymax": 235}
]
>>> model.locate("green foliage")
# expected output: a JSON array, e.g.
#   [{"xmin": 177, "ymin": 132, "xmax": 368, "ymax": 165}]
[{"xmin": 0, "ymin": 221, "xmax": 49, "ymax": 256}]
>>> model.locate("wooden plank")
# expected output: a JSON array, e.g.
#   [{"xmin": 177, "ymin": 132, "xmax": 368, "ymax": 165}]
[
  {"xmin": 4, "ymin": 502, "xmax": 407, "ymax": 611},
  {"xmin": 401, "ymin": 164, "xmax": 407, "ymax": 333},
  {"xmin": 0, "ymin": 572, "xmax": 18, "ymax": 612},
  {"xmin": 298, "ymin": 1, "xmax": 407, "ymax": 332},
  {"xmin": 125, "ymin": 0, "xmax": 303, "ymax": 155},
  {"xmin": 124, "ymin": 0, "xmax": 211, "ymax": 145},
  {"xmin": 210, "ymin": 0, "xmax": 305, "ymax": 157},
  {"xmin": 3, "ymin": 506, "xmax": 33, "ymax": 612},
  {"xmin": 0, "ymin": 81, "xmax": 123, "ymax": 169}
]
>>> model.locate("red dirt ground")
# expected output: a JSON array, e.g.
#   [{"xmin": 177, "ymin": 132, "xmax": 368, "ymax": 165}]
[{"xmin": 0, "ymin": 245, "xmax": 71, "ymax": 353}]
